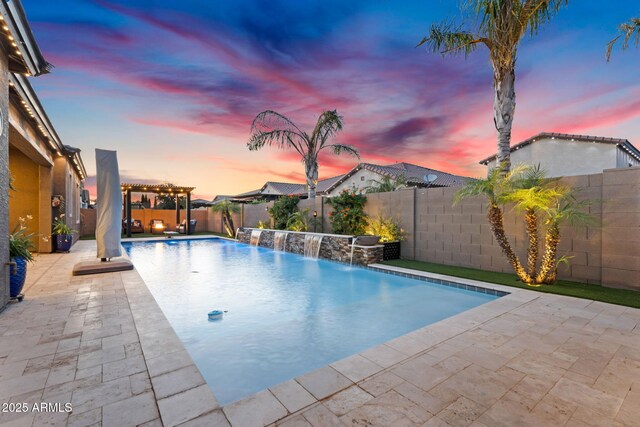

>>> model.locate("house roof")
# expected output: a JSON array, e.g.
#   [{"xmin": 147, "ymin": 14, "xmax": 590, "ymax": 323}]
[
  {"xmin": 262, "ymin": 181, "xmax": 306, "ymax": 196},
  {"xmin": 324, "ymin": 162, "xmax": 470, "ymax": 193},
  {"xmin": 1, "ymin": 0, "xmax": 52, "ymax": 76},
  {"xmin": 479, "ymin": 132, "xmax": 640, "ymax": 165}
]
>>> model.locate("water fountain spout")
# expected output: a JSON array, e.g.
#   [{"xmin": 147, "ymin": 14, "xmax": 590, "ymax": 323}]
[
  {"xmin": 349, "ymin": 236, "xmax": 359, "ymax": 265},
  {"xmin": 274, "ymin": 231, "xmax": 288, "ymax": 251},
  {"xmin": 249, "ymin": 230, "xmax": 263, "ymax": 246},
  {"xmin": 304, "ymin": 234, "xmax": 324, "ymax": 259}
]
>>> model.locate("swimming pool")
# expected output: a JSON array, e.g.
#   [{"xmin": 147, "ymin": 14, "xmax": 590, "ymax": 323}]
[{"xmin": 123, "ymin": 238, "xmax": 500, "ymax": 405}]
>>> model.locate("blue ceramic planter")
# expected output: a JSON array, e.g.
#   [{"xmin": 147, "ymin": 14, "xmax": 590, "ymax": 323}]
[
  {"xmin": 10, "ymin": 257, "xmax": 27, "ymax": 298},
  {"xmin": 55, "ymin": 234, "xmax": 73, "ymax": 252}
]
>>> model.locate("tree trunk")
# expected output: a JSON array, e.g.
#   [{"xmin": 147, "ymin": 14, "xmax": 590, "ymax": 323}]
[
  {"xmin": 487, "ymin": 203, "xmax": 532, "ymax": 283},
  {"xmin": 493, "ymin": 66, "xmax": 516, "ymax": 174},
  {"xmin": 536, "ymin": 225, "xmax": 560, "ymax": 284},
  {"xmin": 305, "ymin": 160, "xmax": 319, "ymax": 199},
  {"xmin": 223, "ymin": 212, "xmax": 235, "ymax": 237},
  {"xmin": 525, "ymin": 208, "xmax": 538, "ymax": 277}
]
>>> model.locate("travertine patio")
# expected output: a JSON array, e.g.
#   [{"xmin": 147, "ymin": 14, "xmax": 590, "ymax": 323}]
[{"xmin": 1, "ymin": 239, "xmax": 639, "ymax": 427}]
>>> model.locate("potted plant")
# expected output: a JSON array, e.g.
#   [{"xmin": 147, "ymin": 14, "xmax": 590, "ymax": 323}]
[
  {"xmin": 52, "ymin": 214, "xmax": 76, "ymax": 252},
  {"xmin": 364, "ymin": 214, "xmax": 405, "ymax": 260},
  {"xmin": 9, "ymin": 216, "xmax": 36, "ymax": 300}
]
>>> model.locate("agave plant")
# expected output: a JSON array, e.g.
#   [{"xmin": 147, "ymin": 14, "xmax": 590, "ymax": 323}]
[{"xmin": 248, "ymin": 110, "xmax": 359, "ymax": 198}]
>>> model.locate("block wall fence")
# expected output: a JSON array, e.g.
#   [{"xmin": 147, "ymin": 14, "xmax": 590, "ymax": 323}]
[{"xmin": 79, "ymin": 167, "xmax": 639, "ymax": 290}]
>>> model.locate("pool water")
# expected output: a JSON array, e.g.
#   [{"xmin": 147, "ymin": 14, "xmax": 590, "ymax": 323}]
[{"xmin": 123, "ymin": 238, "xmax": 498, "ymax": 405}]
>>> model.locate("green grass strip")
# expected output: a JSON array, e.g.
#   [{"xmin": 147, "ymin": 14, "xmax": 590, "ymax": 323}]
[{"xmin": 382, "ymin": 259, "xmax": 640, "ymax": 309}]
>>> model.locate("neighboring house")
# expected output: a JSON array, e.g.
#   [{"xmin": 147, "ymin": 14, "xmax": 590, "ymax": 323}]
[
  {"xmin": 1, "ymin": 0, "xmax": 55, "ymax": 307},
  {"xmin": 324, "ymin": 162, "xmax": 470, "ymax": 196},
  {"xmin": 479, "ymin": 132, "xmax": 640, "ymax": 177},
  {"xmin": 230, "ymin": 162, "xmax": 469, "ymax": 202}
]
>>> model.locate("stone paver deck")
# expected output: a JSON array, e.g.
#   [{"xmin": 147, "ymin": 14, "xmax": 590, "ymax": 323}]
[{"xmin": 1, "ymin": 239, "xmax": 639, "ymax": 427}]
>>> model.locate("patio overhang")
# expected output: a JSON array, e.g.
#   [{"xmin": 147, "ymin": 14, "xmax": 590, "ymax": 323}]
[{"xmin": 120, "ymin": 183, "xmax": 196, "ymax": 237}]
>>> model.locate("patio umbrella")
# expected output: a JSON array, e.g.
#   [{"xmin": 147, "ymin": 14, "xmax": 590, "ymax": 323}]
[{"xmin": 95, "ymin": 149, "xmax": 122, "ymax": 259}]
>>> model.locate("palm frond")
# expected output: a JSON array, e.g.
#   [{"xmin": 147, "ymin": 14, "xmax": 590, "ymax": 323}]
[
  {"xmin": 325, "ymin": 144, "xmax": 360, "ymax": 159},
  {"xmin": 607, "ymin": 17, "xmax": 640, "ymax": 61},
  {"xmin": 417, "ymin": 22, "xmax": 488, "ymax": 56},
  {"xmin": 520, "ymin": 0, "xmax": 569, "ymax": 36},
  {"xmin": 248, "ymin": 129, "xmax": 306, "ymax": 157},
  {"xmin": 312, "ymin": 110, "xmax": 344, "ymax": 153}
]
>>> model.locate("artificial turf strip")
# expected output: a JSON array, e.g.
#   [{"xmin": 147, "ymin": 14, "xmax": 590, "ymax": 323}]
[
  {"xmin": 79, "ymin": 231, "xmax": 226, "ymax": 240},
  {"xmin": 381, "ymin": 259, "xmax": 640, "ymax": 309}
]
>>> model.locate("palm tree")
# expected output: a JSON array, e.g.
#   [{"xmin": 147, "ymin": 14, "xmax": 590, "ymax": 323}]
[
  {"xmin": 364, "ymin": 175, "xmax": 408, "ymax": 193},
  {"xmin": 606, "ymin": 17, "xmax": 640, "ymax": 61},
  {"xmin": 211, "ymin": 200, "xmax": 240, "ymax": 237},
  {"xmin": 455, "ymin": 166, "xmax": 532, "ymax": 283},
  {"xmin": 534, "ymin": 191, "xmax": 594, "ymax": 284},
  {"xmin": 418, "ymin": 0, "xmax": 567, "ymax": 174},
  {"xmin": 248, "ymin": 110, "xmax": 359, "ymax": 198}
]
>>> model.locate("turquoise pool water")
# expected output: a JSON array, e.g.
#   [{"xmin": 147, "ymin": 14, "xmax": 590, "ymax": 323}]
[{"xmin": 123, "ymin": 238, "xmax": 499, "ymax": 405}]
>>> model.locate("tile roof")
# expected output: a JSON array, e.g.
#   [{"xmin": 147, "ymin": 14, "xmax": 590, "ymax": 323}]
[
  {"xmin": 479, "ymin": 132, "xmax": 640, "ymax": 164},
  {"xmin": 324, "ymin": 162, "xmax": 470, "ymax": 193}
]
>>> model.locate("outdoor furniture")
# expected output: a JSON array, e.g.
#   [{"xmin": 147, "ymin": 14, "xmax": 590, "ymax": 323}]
[
  {"xmin": 177, "ymin": 219, "xmax": 197, "ymax": 234},
  {"xmin": 122, "ymin": 219, "xmax": 144, "ymax": 234},
  {"xmin": 163, "ymin": 231, "xmax": 178, "ymax": 239},
  {"xmin": 149, "ymin": 219, "xmax": 166, "ymax": 234}
]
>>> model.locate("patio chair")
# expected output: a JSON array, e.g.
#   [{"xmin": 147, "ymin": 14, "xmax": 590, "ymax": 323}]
[
  {"xmin": 149, "ymin": 219, "xmax": 166, "ymax": 234},
  {"xmin": 177, "ymin": 219, "xmax": 197, "ymax": 234},
  {"xmin": 122, "ymin": 219, "xmax": 144, "ymax": 234}
]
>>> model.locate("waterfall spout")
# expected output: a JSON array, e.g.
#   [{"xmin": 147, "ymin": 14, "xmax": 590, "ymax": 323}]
[
  {"xmin": 234, "ymin": 228, "xmax": 241, "ymax": 240},
  {"xmin": 303, "ymin": 234, "xmax": 324, "ymax": 259},
  {"xmin": 349, "ymin": 236, "xmax": 358, "ymax": 265},
  {"xmin": 274, "ymin": 231, "xmax": 288, "ymax": 251},
  {"xmin": 249, "ymin": 230, "xmax": 263, "ymax": 246}
]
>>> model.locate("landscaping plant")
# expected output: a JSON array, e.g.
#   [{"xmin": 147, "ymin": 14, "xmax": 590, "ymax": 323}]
[
  {"xmin": 607, "ymin": 17, "xmax": 640, "ymax": 61},
  {"xmin": 248, "ymin": 110, "xmax": 359, "ymax": 198},
  {"xmin": 10, "ymin": 216, "xmax": 36, "ymax": 262},
  {"xmin": 327, "ymin": 189, "xmax": 368, "ymax": 235},
  {"xmin": 268, "ymin": 196, "xmax": 300, "ymax": 230},
  {"xmin": 286, "ymin": 209, "xmax": 310, "ymax": 232},
  {"xmin": 211, "ymin": 200, "xmax": 240, "ymax": 237},
  {"xmin": 455, "ymin": 165, "xmax": 595, "ymax": 286},
  {"xmin": 364, "ymin": 214, "xmax": 405, "ymax": 242},
  {"xmin": 364, "ymin": 175, "xmax": 408, "ymax": 193}
]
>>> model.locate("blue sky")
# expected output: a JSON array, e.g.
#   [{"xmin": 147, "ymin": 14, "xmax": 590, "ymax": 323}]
[{"xmin": 26, "ymin": 0, "xmax": 640, "ymax": 198}]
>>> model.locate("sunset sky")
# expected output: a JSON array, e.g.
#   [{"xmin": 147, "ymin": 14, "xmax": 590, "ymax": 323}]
[{"xmin": 28, "ymin": 0, "xmax": 640, "ymax": 200}]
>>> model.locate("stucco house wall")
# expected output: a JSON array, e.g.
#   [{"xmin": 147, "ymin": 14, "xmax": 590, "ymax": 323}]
[
  {"xmin": 1, "ymin": 47, "xmax": 9, "ymax": 308},
  {"xmin": 327, "ymin": 169, "xmax": 384, "ymax": 195},
  {"xmin": 485, "ymin": 138, "xmax": 619, "ymax": 177}
]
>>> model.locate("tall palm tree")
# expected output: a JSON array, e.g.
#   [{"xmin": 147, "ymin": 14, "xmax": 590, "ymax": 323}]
[
  {"xmin": 248, "ymin": 110, "xmax": 359, "ymax": 199},
  {"xmin": 211, "ymin": 200, "xmax": 240, "ymax": 237},
  {"xmin": 606, "ymin": 17, "xmax": 640, "ymax": 61},
  {"xmin": 418, "ymin": 0, "xmax": 568, "ymax": 174}
]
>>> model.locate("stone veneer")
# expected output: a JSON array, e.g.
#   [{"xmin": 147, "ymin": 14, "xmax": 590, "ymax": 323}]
[{"xmin": 236, "ymin": 228, "xmax": 383, "ymax": 266}]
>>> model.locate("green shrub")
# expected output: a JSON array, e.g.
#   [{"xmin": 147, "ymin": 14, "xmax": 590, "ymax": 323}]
[
  {"xmin": 364, "ymin": 214, "xmax": 405, "ymax": 242},
  {"xmin": 269, "ymin": 196, "xmax": 300, "ymax": 230},
  {"xmin": 286, "ymin": 209, "xmax": 309, "ymax": 231},
  {"xmin": 327, "ymin": 189, "xmax": 367, "ymax": 235}
]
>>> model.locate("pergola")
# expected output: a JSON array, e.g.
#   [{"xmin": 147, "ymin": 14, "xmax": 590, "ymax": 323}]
[{"xmin": 121, "ymin": 183, "xmax": 196, "ymax": 237}]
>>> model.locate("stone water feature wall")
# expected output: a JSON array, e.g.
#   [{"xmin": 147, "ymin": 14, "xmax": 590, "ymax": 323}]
[{"xmin": 236, "ymin": 228, "xmax": 383, "ymax": 266}]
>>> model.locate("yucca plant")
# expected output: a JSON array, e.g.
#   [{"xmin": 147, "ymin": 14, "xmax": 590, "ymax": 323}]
[
  {"xmin": 419, "ymin": 0, "xmax": 568, "ymax": 173},
  {"xmin": 248, "ymin": 110, "xmax": 359, "ymax": 198}
]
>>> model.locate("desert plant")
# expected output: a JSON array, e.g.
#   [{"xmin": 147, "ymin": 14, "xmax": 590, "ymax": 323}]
[
  {"xmin": 327, "ymin": 189, "xmax": 368, "ymax": 235},
  {"xmin": 365, "ymin": 175, "xmax": 408, "ymax": 193},
  {"xmin": 418, "ymin": 0, "xmax": 567, "ymax": 173},
  {"xmin": 211, "ymin": 200, "xmax": 240, "ymax": 237},
  {"xmin": 364, "ymin": 214, "xmax": 405, "ymax": 243},
  {"xmin": 256, "ymin": 220, "xmax": 268, "ymax": 229},
  {"xmin": 248, "ymin": 110, "xmax": 359, "ymax": 198},
  {"xmin": 607, "ymin": 17, "xmax": 640, "ymax": 61},
  {"xmin": 269, "ymin": 196, "xmax": 300, "ymax": 230},
  {"xmin": 10, "ymin": 216, "xmax": 36, "ymax": 262}
]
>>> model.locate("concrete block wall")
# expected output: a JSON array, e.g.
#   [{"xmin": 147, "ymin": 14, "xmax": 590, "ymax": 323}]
[{"xmin": 223, "ymin": 167, "xmax": 639, "ymax": 289}]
